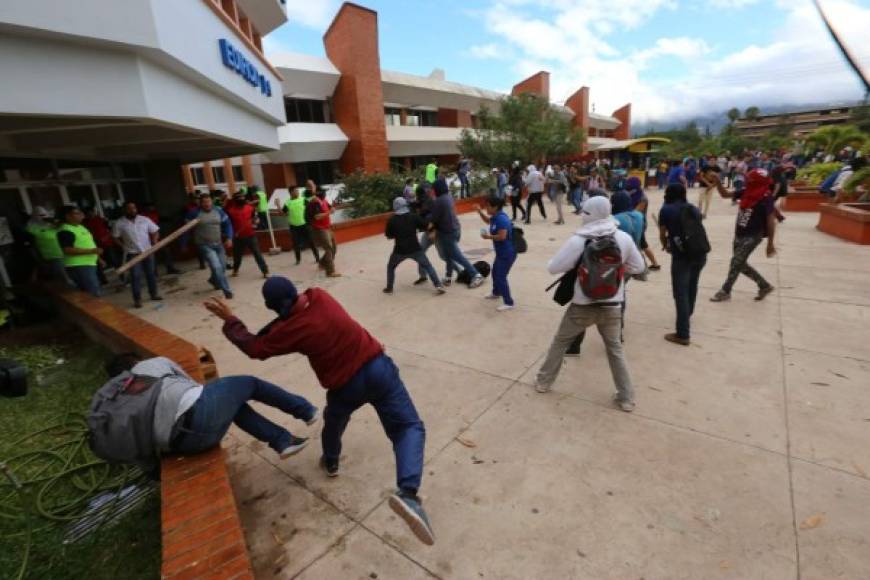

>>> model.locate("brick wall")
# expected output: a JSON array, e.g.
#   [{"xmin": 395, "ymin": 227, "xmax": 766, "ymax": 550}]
[
  {"xmin": 324, "ymin": 3, "xmax": 390, "ymax": 174},
  {"xmin": 437, "ymin": 108, "xmax": 473, "ymax": 128},
  {"xmin": 565, "ymin": 86, "xmax": 590, "ymax": 153},
  {"xmin": 511, "ymin": 71, "xmax": 550, "ymax": 99},
  {"xmin": 50, "ymin": 289, "xmax": 252, "ymax": 580},
  {"xmin": 262, "ymin": 162, "xmax": 297, "ymax": 192},
  {"xmin": 612, "ymin": 103, "xmax": 632, "ymax": 140}
]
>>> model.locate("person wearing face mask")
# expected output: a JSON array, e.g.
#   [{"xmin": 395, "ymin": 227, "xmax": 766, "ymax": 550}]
[
  {"xmin": 203, "ymin": 277, "xmax": 434, "ymax": 545},
  {"xmin": 226, "ymin": 190, "xmax": 269, "ymax": 279},
  {"xmin": 305, "ymin": 181, "xmax": 341, "ymax": 278},
  {"xmin": 533, "ymin": 196, "xmax": 645, "ymax": 412}
]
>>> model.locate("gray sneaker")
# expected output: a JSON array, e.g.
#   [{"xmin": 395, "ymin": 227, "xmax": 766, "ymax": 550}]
[
  {"xmin": 612, "ymin": 394, "xmax": 635, "ymax": 413},
  {"xmin": 469, "ymin": 275, "xmax": 485, "ymax": 289},
  {"xmin": 389, "ymin": 490, "xmax": 435, "ymax": 545},
  {"xmin": 534, "ymin": 380, "xmax": 552, "ymax": 394},
  {"xmin": 279, "ymin": 436, "xmax": 309, "ymax": 459},
  {"xmin": 710, "ymin": 290, "xmax": 731, "ymax": 302}
]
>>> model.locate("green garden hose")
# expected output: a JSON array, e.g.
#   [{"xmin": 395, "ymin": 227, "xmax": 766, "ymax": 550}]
[{"xmin": 0, "ymin": 417, "xmax": 146, "ymax": 579}]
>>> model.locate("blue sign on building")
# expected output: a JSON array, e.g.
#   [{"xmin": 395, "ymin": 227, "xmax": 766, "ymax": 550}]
[{"xmin": 219, "ymin": 39, "xmax": 272, "ymax": 97}]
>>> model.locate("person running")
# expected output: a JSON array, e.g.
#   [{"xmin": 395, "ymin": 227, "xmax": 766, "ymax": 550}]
[
  {"xmin": 475, "ymin": 195, "xmax": 517, "ymax": 311},
  {"xmin": 384, "ymin": 197, "xmax": 445, "ymax": 295},
  {"xmin": 305, "ymin": 182, "xmax": 341, "ymax": 278},
  {"xmin": 697, "ymin": 165, "xmax": 724, "ymax": 219},
  {"xmin": 226, "ymin": 191, "xmax": 269, "ymax": 279},
  {"xmin": 279, "ymin": 186, "xmax": 320, "ymax": 265},
  {"xmin": 658, "ymin": 184, "xmax": 707, "ymax": 345},
  {"xmin": 204, "ymin": 277, "xmax": 435, "ymax": 545},
  {"xmin": 103, "ymin": 352, "xmax": 317, "ymax": 462},
  {"xmin": 564, "ymin": 191, "xmax": 643, "ymax": 356},
  {"xmin": 523, "ymin": 164, "xmax": 547, "ymax": 224},
  {"xmin": 186, "ymin": 193, "xmax": 234, "ymax": 299},
  {"xmin": 710, "ymin": 169, "xmax": 777, "ymax": 303},
  {"xmin": 57, "ymin": 205, "xmax": 103, "ymax": 297},
  {"xmin": 625, "ymin": 176, "xmax": 661, "ymax": 272},
  {"xmin": 508, "ymin": 164, "xmax": 527, "ymax": 222},
  {"xmin": 534, "ymin": 196, "xmax": 644, "ymax": 410},
  {"xmin": 112, "ymin": 201, "xmax": 163, "ymax": 308},
  {"xmin": 428, "ymin": 171, "xmax": 484, "ymax": 287}
]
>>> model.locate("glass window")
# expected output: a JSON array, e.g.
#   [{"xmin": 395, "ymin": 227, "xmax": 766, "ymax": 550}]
[
  {"xmin": 212, "ymin": 166, "xmax": 226, "ymax": 184},
  {"xmin": 420, "ymin": 111, "xmax": 438, "ymax": 127},
  {"xmin": 66, "ymin": 185, "xmax": 96, "ymax": 213},
  {"xmin": 384, "ymin": 107, "xmax": 402, "ymax": 126},
  {"xmin": 95, "ymin": 183, "xmax": 122, "ymax": 215},
  {"xmin": 191, "ymin": 167, "xmax": 205, "ymax": 185},
  {"xmin": 120, "ymin": 181, "xmax": 148, "ymax": 206},
  {"xmin": 26, "ymin": 186, "xmax": 63, "ymax": 216},
  {"xmin": 0, "ymin": 188, "xmax": 26, "ymax": 221},
  {"xmin": 406, "ymin": 111, "xmax": 420, "ymax": 126},
  {"xmin": 232, "ymin": 166, "xmax": 245, "ymax": 182},
  {"xmin": 294, "ymin": 161, "xmax": 336, "ymax": 187},
  {"xmin": 284, "ymin": 98, "xmax": 329, "ymax": 124},
  {"xmin": 119, "ymin": 163, "xmax": 144, "ymax": 179}
]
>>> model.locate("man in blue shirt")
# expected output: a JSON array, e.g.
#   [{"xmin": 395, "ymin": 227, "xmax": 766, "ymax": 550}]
[{"xmin": 666, "ymin": 160, "xmax": 688, "ymax": 188}]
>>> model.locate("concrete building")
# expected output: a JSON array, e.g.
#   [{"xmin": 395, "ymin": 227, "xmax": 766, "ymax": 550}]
[
  {"xmin": 0, "ymin": 0, "xmax": 288, "ymax": 220},
  {"xmin": 733, "ymin": 104, "xmax": 858, "ymax": 139},
  {"xmin": 193, "ymin": 2, "xmax": 633, "ymax": 195}
]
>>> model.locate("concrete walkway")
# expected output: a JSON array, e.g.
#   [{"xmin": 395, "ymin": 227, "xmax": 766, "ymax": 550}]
[{"xmin": 106, "ymin": 190, "xmax": 870, "ymax": 579}]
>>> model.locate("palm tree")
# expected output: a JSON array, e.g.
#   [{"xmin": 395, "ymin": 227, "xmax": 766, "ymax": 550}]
[
  {"xmin": 727, "ymin": 107, "xmax": 740, "ymax": 124},
  {"xmin": 805, "ymin": 124, "xmax": 867, "ymax": 155},
  {"xmin": 744, "ymin": 106, "xmax": 760, "ymax": 121}
]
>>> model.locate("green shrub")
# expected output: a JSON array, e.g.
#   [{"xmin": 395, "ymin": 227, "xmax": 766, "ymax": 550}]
[
  {"xmin": 336, "ymin": 170, "xmax": 406, "ymax": 218},
  {"xmin": 796, "ymin": 162, "xmax": 842, "ymax": 186},
  {"xmin": 844, "ymin": 167, "xmax": 870, "ymax": 194},
  {"xmin": 469, "ymin": 173, "xmax": 496, "ymax": 197}
]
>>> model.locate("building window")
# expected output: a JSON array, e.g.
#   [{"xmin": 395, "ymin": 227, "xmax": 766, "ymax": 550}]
[
  {"xmin": 191, "ymin": 167, "xmax": 206, "ymax": 185},
  {"xmin": 212, "ymin": 166, "xmax": 226, "ymax": 184},
  {"xmin": 232, "ymin": 166, "xmax": 244, "ymax": 182},
  {"xmin": 294, "ymin": 161, "xmax": 336, "ymax": 186},
  {"xmin": 285, "ymin": 98, "xmax": 329, "ymax": 123},
  {"xmin": 471, "ymin": 114, "xmax": 480, "ymax": 129},
  {"xmin": 405, "ymin": 111, "xmax": 420, "ymax": 126},
  {"xmin": 384, "ymin": 107, "xmax": 402, "ymax": 126},
  {"xmin": 420, "ymin": 111, "xmax": 438, "ymax": 127}
]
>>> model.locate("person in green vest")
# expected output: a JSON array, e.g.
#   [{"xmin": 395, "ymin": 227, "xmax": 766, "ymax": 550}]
[
  {"xmin": 424, "ymin": 159, "xmax": 439, "ymax": 188},
  {"xmin": 251, "ymin": 184, "xmax": 269, "ymax": 231},
  {"xmin": 278, "ymin": 186, "xmax": 320, "ymax": 265},
  {"xmin": 25, "ymin": 206, "xmax": 69, "ymax": 284},
  {"xmin": 56, "ymin": 205, "xmax": 103, "ymax": 296}
]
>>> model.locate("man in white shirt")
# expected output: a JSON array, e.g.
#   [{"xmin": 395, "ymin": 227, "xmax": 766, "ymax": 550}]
[
  {"xmin": 534, "ymin": 196, "xmax": 645, "ymax": 411},
  {"xmin": 523, "ymin": 164, "xmax": 547, "ymax": 224},
  {"xmin": 112, "ymin": 201, "xmax": 162, "ymax": 308}
]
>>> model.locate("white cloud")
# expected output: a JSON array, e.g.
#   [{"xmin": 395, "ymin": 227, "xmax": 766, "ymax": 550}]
[
  {"xmin": 474, "ymin": 0, "xmax": 870, "ymax": 124},
  {"xmin": 284, "ymin": 0, "xmax": 339, "ymax": 29},
  {"xmin": 469, "ymin": 43, "xmax": 504, "ymax": 59}
]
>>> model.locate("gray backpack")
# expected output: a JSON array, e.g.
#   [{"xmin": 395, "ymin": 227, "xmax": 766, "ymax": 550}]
[{"xmin": 87, "ymin": 371, "xmax": 168, "ymax": 473}]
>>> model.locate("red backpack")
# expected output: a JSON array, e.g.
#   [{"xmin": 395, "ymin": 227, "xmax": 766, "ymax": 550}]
[{"xmin": 578, "ymin": 235, "xmax": 624, "ymax": 300}]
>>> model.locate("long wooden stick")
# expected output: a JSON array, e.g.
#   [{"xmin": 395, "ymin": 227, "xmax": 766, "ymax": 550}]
[{"xmin": 116, "ymin": 218, "xmax": 200, "ymax": 275}]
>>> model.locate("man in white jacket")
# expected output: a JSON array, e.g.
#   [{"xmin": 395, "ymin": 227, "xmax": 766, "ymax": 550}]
[{"xmin": 534, "ymin": 196, "xmax": 645, "ymax": 411}]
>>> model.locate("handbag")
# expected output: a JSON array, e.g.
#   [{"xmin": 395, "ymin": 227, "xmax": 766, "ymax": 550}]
[{"xmin": 546, "ymin": 249, "xmax": 584, "ymax": 306}]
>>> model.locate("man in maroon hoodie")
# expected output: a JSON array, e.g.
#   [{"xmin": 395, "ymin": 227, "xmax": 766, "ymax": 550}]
[{"xmin": 203, "ymin": 276, "xmax": 434, "ymax": 545}]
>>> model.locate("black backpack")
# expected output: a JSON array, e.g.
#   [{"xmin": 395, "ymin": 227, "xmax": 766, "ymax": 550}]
[
  {"xmin": 679, "ymin": 205, "xmax": 711, "ymax": 257},
  {"xmin": 512, "ymin": 227, "xmax": 528, "ymax": 254},
  {"xmin": 457, "ymin": 260, "xmax": 491, "ymax": 285}
]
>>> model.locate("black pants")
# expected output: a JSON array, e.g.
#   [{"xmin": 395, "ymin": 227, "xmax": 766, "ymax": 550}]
[
  {"xmin": 510, "ymin": 195, "xmax": 527, "ymax": 221},
  {"xmin": 525, "ymin": 192, "xmax": 546, "ymax": 222},
  {"xmin": 232, "ymin": 236, "xmax": 268, "ymax": 275},
  {"xmin": 289, "ymin": 225, "xmax": 319, "ymax": 263}
]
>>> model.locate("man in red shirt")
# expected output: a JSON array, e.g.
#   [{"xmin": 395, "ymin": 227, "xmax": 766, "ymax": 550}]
[
  {"xmin": 305, "ymin": 182, "xmax": 340, "ymax": 277},
  {"xmin": 203, "ymin": 276, "xmax": 434, "ymax": 545},
  {"xmin": 225, "ymin": 191, "xmax": 269, "ymax": 278}
]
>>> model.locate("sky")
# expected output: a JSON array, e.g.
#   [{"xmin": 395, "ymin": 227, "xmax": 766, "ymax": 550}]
[{"xmin": 266, "ymin": 0, "xmax": 870, "ymax": 125}]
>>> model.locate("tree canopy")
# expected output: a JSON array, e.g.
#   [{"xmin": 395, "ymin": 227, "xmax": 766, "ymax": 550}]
[{"xmin": 458, "ymin": 93, "xmax": 584, "ymax": 168}]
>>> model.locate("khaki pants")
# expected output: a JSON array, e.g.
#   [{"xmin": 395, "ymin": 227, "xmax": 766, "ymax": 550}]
[
  {"xmin": 311, "ymin": 228, "xmax": 337, "ymax": 274},
  {"xmin": 698, "ymin": 188, "xmax": 713, "ymax": 217},
  {"xmin": 536, "ymin": 304, "xmax": 634, "ymax": 402}
]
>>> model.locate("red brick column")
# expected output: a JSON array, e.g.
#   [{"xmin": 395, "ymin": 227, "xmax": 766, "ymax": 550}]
[
  {"xmin": 612, "ymin": 104, "xmax": 632, "ymax": 140},
  {"xmin": 566, "ymin": 86, "xmax": 590, "ymax": 153},
  {"xmin": 437, "ymin": 108, "xmax": 472, "ymax": 128},
  {"xmin": 324, "ymin": 3, "xmax": 389, "ymax": 174},
  {"xmin": 512, "ymin": 71, "xmax": 550, "ymax": 99}
]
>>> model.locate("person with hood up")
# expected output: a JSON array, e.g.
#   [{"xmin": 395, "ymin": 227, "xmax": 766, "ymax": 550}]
[
  {"xmin": 625, "ymin": 176, "xmax": 661, "ymax": 272},
  {"xmin": 523, "ymin": 164, "xmax": 547, "ymax": 224},
  {"xmin": 533, "ymin": 197, "xmax": 645, "ymax": 411},
  {"xmin": 710, "ymin": 169, "xmax": 777, "ymax": 303},
  {"xmin": 204, "ymin": 277, "xmax": 435, "ymax": 546}
]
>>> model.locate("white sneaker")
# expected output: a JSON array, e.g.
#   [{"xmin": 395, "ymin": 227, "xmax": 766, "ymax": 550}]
[
  {"xmin": 496, "ymin": 304, "xmax": 515, "ymax": 312},
  {"xmin": 483, "ymin": 293, "xmax": 499, "ymax": 300},
  {"xmin": 469, "ymin": 275, "xmax": 484, "ymax": 289},
  {"xmin": 534, "ymin": 380, "xmax": 551, "ymax": 394},
  {"xmin": 435, "ymin": 286, "xmax": 447, "ymax": 295}
]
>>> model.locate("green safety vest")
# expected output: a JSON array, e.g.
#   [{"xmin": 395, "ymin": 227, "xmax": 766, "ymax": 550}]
[
  {"xmin": 256, "ymin": 190, "xmax": 268, "ymax": 212},
  {"xmin": 425, "ymin": 163, "xmax": 438, "ymax": 183},
  {"xmin": 59, "ymin": 224, "xmax": 98, "ymax": 268},
  {"xmin": 284, "ymin": 197, "xmax": 307, "ymax": 227},
  {"xmin": 26, "ymin": 223, "xmax": 63, "ymax": 261}
]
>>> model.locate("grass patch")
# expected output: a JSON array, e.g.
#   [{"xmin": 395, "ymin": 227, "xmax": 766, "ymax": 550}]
[{"xmin": 0, "ymin": 337, "xmax": 161, "ymax": 580}]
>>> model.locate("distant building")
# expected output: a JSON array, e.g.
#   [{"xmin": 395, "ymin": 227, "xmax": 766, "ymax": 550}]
[{"xmin": 733, "ymin": 104, "xmax": 857, "ymax": 139}]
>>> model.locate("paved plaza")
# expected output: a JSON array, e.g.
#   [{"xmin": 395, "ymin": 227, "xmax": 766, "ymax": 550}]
[{"xmin": 105, "ymin": 191, "xmax": 870, "ymax": 580}]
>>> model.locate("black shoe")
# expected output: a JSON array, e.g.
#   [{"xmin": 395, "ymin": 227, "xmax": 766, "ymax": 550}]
[
  {"xmin": 151, "ymin": 295, "xmax": 163, "ymax": 301},
  {"xmin": 389, "ymin": 490, "xmax": 435, "ymax": 545},
  {"xmin": 412, "ymin": 277, "xmax": 428, "ymax": 286},
  {"xmin": 167, "ymin": 268, "xmax": 181, "ymax": 275},
  {"xmin": 383, "ymin": 288, "xmax": 393, "ymax": 294},
  {"xmin": 278, "ymin": 435, "xmax": 309, "ymax": 459},
  {"xmin": 565, "ymin": 348, "xmax": 580, "ymax": 357},
  {"xmin": 320, "ymin": 456, "xmax": 339, "ymax": 477},
  {"xmin": 224, "ymin": 291, "xmax": 234, "ymax": 300},
  {"xmin": 133, "ymin": 300, "xmax": 142, "ymax": 309}
]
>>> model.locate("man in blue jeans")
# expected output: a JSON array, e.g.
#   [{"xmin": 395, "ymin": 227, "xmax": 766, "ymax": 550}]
[
  {"xmin": 104, "ymin": 353, "xmax": 317, "ymax": 461},
  {"xmin": 186, "ymin": 193, "xmax": 234, "ymax": 299},
  {"xmin": 658, "ymin": 184, "xmax": 707, "ymax": 345},
  {"xmin": 204, "ymin": 276, "xmax": 435, "ymax": 545},
  {"xmin": 428, "ymin": 174, "xmax": 484, "ymax": 288}
]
